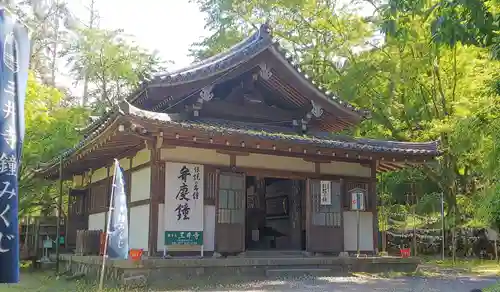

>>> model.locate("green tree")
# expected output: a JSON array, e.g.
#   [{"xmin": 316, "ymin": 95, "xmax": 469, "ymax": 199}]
[
  {"xmin": 63, "ymin": 28, "xmax": 168, "ymax": 109},
  {"xmin": 20, "ymin": 73, "xmax": 89, "ymax": 216},
  {"xmin": 191, "ymin": 0, "xmax": 500, "ymax": 258}
]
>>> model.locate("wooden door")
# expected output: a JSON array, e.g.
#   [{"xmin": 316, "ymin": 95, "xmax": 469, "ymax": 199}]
[
  {"xmin": 215, "ymin": 172, "xmax": 246, "ymax": 253},
  {"xmin": 306, "ymin": 179, "xmax": 343, "ymax": 253},
  {"xmin": 67, "ymin": 189, "xmax": 88, "ymax": 248},
  {"xmin": 289, "ymin": 180, "xmax": 303, "ymax": 250}
]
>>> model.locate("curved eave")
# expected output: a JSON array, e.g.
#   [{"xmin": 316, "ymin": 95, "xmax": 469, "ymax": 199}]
[
  {"xmin": 267, "ymin": 44, "xmax": 368, "ymax": 123},
  {"xmin": 36, "ymin": 102, "xmax": 439, "ymax": 179},
  {"xmin": 35, "ymin": 112, "xmax": 121, "ymax": 178},
  {"xmin": 129, "ymin": 25, "xmax": 274, "ymax": 105},
  {"xmin": 128, "ymin": 24, "xmax": 369, "ymax": 123}
]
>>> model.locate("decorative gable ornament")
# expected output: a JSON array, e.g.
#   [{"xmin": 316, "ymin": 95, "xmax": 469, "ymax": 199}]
[
  {"xmin": 199, "ymin": 85, "xmax": 214, "ymax": 102},
  {"xmin": 258, "ymin": 63, "xmax": 272, "ymax": 80},
  {"xmin": 310, "ymin": 100, "xmax": 324, "ymax": 118}
]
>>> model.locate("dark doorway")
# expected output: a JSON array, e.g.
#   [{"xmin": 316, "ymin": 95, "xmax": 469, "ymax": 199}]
[{"xmin": 245, "ymin": 177, "xmax": 305, "ymax": 250}]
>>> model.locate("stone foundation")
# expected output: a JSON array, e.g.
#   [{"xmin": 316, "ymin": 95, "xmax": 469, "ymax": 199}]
[{"xmin": 59, "ymin": 254, "xmax": 420, "ymax": 286}]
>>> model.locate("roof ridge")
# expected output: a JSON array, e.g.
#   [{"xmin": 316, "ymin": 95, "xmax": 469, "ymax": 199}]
[
  {"xmin": 155, "ymin": 24, "xmax": 271, "ymax": 78},
  {"xmin": 130, "ymin": 23, "xmax": 369, "ymax": 120},
  {"xmin": 151, "ymin": 24, "xmax": 272, "ymax": 83}
]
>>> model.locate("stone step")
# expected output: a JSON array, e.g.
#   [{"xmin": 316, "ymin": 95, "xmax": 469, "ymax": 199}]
[
  {"xmin": 123, "ymin": 269, "xmax": 149, "ymax": 278},
  {"xmin": 241, "ymin": 250, "xmax": 307, "ymax": 258},
  {"xmin": 266, "ymin": 268, "xmax": 332, "ymax": 277},
  {"xmin": 123, "ymin": 275, "xmax": 147, "ymax": 288}
]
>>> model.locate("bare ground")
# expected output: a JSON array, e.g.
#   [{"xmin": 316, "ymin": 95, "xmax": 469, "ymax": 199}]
[{"xmin": 1, "ymin": 271, "xmax": 498, "ymax": 292}]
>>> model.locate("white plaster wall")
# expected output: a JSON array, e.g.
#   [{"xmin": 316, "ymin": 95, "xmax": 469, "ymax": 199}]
[
  {"xmin": 160, "ymin": 146, "xmax": 370, "ymax": 177},
  {"xmin": 130, "ymin": 167, "xmax": 151, "ymax": 202},
  {"xmin": 237, "ymin": 154, "xmax": 315, "ymax": 173},
  {"xmin": 343, "ymin": 211, "xmax": 374, "ymax": 252},
  {"xmin": 157, "ymin": 203, "xmax": 164, "ymax": 251},
  {"xmin": 88, "ymin": 212, "xmax": 106, "ymax": 231},
  {"xmin": 320, "ymin": 162, "xmax": 371, "ymax": 177},
  {"xmin": 129, "ymin": 204, "xmax": 150, "ymax": 251},
  {"xmin": 203, "ymin": 205, "xmax": 215, "ymax": 251},
  {"xmin": 161, "ymin": 147, "xmax": 230, "ymax": 166}
]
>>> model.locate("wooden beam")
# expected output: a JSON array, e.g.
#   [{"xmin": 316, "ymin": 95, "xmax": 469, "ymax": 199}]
[
  {"xmin": 230, "ymin": 154, "xmax": 236, "ymax": 168},
  {"xmin": 216, "ymin": 150, "xmax": 250, "ymax": 156},
  {"xmin": 201, "ymin": 99, "xmax": 300, "ymax": 122}
]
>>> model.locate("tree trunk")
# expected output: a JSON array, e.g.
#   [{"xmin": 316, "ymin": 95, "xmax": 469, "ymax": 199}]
[
  {"xmin": 494, "ymin": 238, "xmax": 498, "ymax": 263},
  {"xmin": 82, "ymin": 0, "xmax": 97, "ymax": 106}
]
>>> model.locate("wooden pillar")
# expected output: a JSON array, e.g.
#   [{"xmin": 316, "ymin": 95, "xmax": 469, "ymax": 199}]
[
  {"xmin": 105, "ymin": 166, "xmax": 111, "ymax": 228},
  {"xmin": 289, "ymin": 180, "xmax": 302, "ymax": 250},
  {"xmin": 305, "ymin": 178, "xmax": 311, "ymax": 253},
  {"xmin": 127, "ymin": 157, "xmax": 133, "ymax": 228},
  {"xmin": 371, "ymin": 161, "xmax": 379, "ymax": 254},
  {"xmin": 148, "ymin": 138, "xmax": 162, "ymax": 256}
]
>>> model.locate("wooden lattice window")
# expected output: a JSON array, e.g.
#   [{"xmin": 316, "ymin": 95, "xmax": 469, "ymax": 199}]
[
  {"xmin": 69, "ymin": 190, "xmax": 86, "ymax": 215},
  {"xmin": 205, "ymin": 170, "xmax": 217, "ymax": 205},
  {"xmin": 217, "ymin": 173, "xmax": 245, "ymax": 224},
  {"xmin": 311, "ymin": 180, "xmax": 342, "ymax": 227},
  {"xmin": 90, "ymin": 181, "xmax": 107, "ymax": 211}
]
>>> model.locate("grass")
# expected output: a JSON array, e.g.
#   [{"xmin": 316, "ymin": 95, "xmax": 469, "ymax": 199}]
[
  {"xmin": 0, "ymin": 270, "xmax": 144, "ymax": 292},
  {"xmin": 0, "ymin": 270, "xmax": 280, "ymax": 292},
  {"xmin": 352, "ymin": 256, "xmax": 500, "ymax": 280},
  {"xmin": 421, "ymin": 257, "xmax": 500, "ymax": 276},
  {"xmin": 2, "ymin": 258, "xmax": 498, "ymax": 291}
]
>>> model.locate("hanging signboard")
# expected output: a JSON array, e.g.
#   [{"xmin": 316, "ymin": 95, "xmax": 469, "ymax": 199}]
[
  {"xmin": 320, "ymin": 181, "xmax": 332, "ymax": 205},
  {"xmin": 350, "ymin": 189, "xmax": 365, "ymax": 211},
  {"xmin": 164, "ymin": 162, "xmax": 204, "ymax": 247}
]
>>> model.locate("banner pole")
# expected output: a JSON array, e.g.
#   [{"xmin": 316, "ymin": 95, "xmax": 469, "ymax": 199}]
[
  {"xmin": 98, "ymin": 161, "xmax": 118, "ymax": 291},
  {"xmin": 55, "ymin": 157, "xmax": 63, "ymax": 274}
]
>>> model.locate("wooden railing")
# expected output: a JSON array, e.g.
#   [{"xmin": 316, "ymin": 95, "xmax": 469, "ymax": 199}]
[{"xmin": 75, "ymin": 230, "xmax": 102, "ymax": 256}]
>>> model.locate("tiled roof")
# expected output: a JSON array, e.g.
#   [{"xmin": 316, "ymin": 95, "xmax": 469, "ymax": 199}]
[
  {"xmin": 130, "ymin": 24, "xmax": 369, "ymax": 119},
  {"xmin": 138, "ymin": 118, "xmax": 439, "ymax": 156},
  {"xmin": 37, "ymin": 101, "xmax": 440, "ymax": 176},
  {"xmin": 120, "ymin": 102, "xmax": 438, "ymax": 156}
]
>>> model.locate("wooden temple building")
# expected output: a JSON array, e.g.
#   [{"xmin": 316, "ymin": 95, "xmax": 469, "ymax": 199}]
[{"xmin": 36, "ymin": 24, "xmax": 440, "ymax": 258}]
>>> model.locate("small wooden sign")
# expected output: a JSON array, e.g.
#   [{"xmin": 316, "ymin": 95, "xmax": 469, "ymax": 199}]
[{"xmin": 320, "ymin": 181, "xmax": 331, "ymax": 205}]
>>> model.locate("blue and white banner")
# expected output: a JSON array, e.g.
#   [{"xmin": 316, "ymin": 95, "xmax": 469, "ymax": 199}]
[
  {"xmin": 107, "ymin": 160, "xmax": 129, "ymax": 259},
  {"xmin": 0, "ymin": 9, "xmax": 30, "ymax": 284}
]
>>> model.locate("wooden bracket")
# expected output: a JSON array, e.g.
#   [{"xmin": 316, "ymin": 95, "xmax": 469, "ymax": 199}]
[{"xmin": 155, "ymin": 132, "xmax": 164, "ymax": 149}]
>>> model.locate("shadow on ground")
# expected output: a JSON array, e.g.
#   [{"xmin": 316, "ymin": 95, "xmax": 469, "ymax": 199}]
[{"xmin": 1, "ymin": 269, "xmax": 498, "ymax": 292}]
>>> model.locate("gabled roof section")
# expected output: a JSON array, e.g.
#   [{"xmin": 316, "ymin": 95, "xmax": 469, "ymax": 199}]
[{"xmin": 129, "ymin": 24, "xmax": 370, "ymax": 124}]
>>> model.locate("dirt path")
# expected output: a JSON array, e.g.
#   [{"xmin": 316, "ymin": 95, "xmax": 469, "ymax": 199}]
[
  {"xmin": 1, "ymin": 271, "xmax": 498, "ymax": 291},
  {"xmin": 154, "ymin": 275, "xmax": 498, "ymax": 291}
]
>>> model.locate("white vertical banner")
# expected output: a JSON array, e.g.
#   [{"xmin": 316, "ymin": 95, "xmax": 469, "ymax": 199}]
[
  {"xmin": 320, "ymin": 180, "xmax": 332, "ymax": 205},
  {"xmin": 350, "ymin": 190, "xmax": 365, "ymax": 211},
  {"xmin": 164, "ymin": 162, "xmax": 204, "ymax": 246}
]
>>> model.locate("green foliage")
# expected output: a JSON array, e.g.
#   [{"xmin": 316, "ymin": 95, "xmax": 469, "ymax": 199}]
[
  {"xmin": 381, "ymin": 0, "xmax": 500, "ymax": 58},
  {"xmin": 20, "ymin": 73, "xmax": 89, "ymax": 216},
  {"xmin": 191, "ymin": 0, "xmax": 500, "ymax": 231},
  {"xmin": 63, "ymin": 28, "xmax": 168, "ymax": 110}
]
